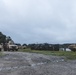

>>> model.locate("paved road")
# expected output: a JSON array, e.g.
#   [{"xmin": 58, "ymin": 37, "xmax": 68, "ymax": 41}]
[{"xmin": 0, "ymin": 52, "xmax": 76, "ymax": 75}]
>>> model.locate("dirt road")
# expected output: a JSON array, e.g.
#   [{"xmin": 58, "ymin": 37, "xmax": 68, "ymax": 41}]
[{"xmin": 0, "ymin": 52, "xmax": 76, "ymax": 75}]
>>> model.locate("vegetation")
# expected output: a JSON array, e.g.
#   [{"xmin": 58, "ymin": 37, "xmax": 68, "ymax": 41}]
[
  {"xmin": 0, "ymin": 31, "xmax": 76, "ymax": 60},
  {"xmin": 0, "ymin": 32, "xmax": 6, "ymax": 44},
  {"xmin": 0, "ymin": 32, "xmax": 13, "ymax": 44},
  {"xmin": 0, "ymin": 52, "xmax": 4, "ymax": 56},
  {"xmin": 19, "ymin": 48, "xmax": 76, "ymax": 60}
]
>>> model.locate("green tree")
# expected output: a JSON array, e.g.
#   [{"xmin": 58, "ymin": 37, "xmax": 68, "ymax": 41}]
[
  {"xmin": 6, "ymin": 36, "xmax": 12, "ymax": 43},
  {"xmin": 0, "ymin": 32, "xmax": 6, "ymax": 44}
]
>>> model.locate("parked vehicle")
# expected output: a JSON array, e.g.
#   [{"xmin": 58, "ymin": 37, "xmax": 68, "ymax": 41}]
[
  {"xmin": 68, "ymin": 44, "xmax": 76, "ymax": 52},
  {"xmin": 8, "ymin": 44, "xmax": 18, "ymax": 51}
]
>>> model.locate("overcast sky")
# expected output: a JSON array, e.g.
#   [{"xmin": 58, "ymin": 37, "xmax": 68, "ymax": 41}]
[{"xmin": 0, "ymin": 0, "xmax": 76, "ymax": 44}]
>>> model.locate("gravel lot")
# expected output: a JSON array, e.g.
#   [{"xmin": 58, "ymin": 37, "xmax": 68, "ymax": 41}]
[{"xmin": 0, "ymin": 52, "xmax": 76, "ymax": 75}]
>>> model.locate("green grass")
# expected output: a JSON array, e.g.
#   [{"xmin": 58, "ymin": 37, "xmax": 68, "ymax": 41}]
[
  {"xmin": 0, "ymin": 52, "xmax": 4, "ymax": 56},
  {"xmin": 19, "ymin": 48, "xmax": 76, "ymax": 60}
]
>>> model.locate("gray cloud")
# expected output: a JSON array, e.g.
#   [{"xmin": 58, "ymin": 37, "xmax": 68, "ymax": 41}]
[{"xmin": 0, "ymin": 0, "xmax": 76, "ymax": 44}]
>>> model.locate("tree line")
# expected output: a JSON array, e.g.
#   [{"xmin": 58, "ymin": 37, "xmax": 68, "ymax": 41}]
[
  {"xmin": 0, "ymin": 31, "xmax": 76, "ymax": 51},
  {"xmin": 0, "ymin": 32, "xmax": 13, "ymax": 44}
]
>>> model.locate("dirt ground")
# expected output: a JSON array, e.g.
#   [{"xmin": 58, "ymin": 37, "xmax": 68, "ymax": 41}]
[{"xmin": 0, "ymin": 52, "xmax": 76, "ymax": 75}]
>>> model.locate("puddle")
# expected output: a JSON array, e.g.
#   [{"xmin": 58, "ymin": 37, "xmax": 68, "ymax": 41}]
[
  {"xmin": 31, "ymin": 62, "xmax": 47, "ymax": 67},
  {"xmin": 0, "ymin": 66, "xmax": 28, "ymax": 71},
  {"xmin": 0, "ymin": 62, "xmax": 47, "ymax": 71},
  {"xmin": 53, "ymin": 59, "xmax": 65, "ymax": 62},
  {"xmin": 0, "ymin": 67, "xmax": 12, "ymax": 71}
]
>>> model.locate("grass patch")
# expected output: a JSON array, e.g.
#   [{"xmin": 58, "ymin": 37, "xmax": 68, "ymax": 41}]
[
  {"xmin": 0, "ymin": 52, "xmax": 4, "ymax": 56},
  {"xmin": 19, "ymin": 49, "xmax": 76, "ymax": 60}
]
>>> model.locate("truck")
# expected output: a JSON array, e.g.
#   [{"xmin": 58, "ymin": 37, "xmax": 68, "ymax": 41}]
[
  {"xmin": 7, "ymin": 44, "xmax": 18, "ymax": 51},
  {"xmin": 68, "ymin": 44, "xmax": 76, "ymax": 52}
]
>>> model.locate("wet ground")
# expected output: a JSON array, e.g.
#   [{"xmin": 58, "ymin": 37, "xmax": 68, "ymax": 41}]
[{"xmin": 0, "ymin": 52, "xmax": 76, "ymax": 75}]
